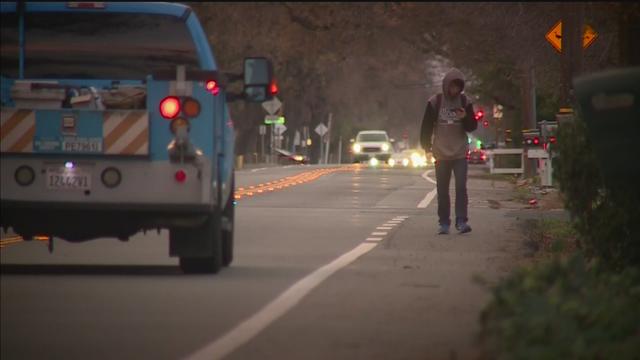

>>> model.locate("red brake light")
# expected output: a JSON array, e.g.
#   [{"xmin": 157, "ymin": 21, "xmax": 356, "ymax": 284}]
[
  {"xmin": 549, "ymin": 136, "xmax": 557, "ymax": 144},
  {"xmin": 175, "ymin": 170, "xmax": 187, "ymax": 183},
  {"xmin": 206, "ymin": 80, "xmax": 220, "ymax": 96},
  {"xmin": 160, "ymin": 96, "xmax": 180, "ymax": 119},
  {"xmin": 269, "ymin": 81, "xmax": 278, "ymax": 95},
  {"xmin": 533, "ymin": 137, "xmax": 540, "ymax": 145}
]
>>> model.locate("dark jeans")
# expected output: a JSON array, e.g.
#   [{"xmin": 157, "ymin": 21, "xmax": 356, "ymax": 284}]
[{"xmin": 435, "ymin": 158, "xmax": 468, "ymax": 226}]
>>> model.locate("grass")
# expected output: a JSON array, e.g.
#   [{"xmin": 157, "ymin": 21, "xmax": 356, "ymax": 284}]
[
  {"xmin": 512, "ymin": 186, "xmax": 532, "ymax": 204},
  {"xmin": 523, "ymin": 217, "xmax": 579, "ymax": 261}
]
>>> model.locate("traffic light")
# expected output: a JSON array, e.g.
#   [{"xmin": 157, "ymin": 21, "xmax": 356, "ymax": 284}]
[
  {"xmin": 474, "ymin": 109, "xmax": 485, "ymax": 121},
  {"xmin": 482, "ymin": 120, "xmax": 489, "ymax": 128},
  {"xmin": 539, "ymin": 120, "xmax": 558, "ymax": 149},
  {"xmin": 505, "ymin": 129, "xmax": 512, "ymax": 143},
  {"xmin": 522, "ymin": 129, "xmax": 542, "ymax": 147}
]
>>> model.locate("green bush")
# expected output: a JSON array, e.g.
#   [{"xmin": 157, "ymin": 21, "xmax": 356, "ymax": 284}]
[
  {"xmin": 552, "ymin": 118, "xmax": 640, "ymax": 269},
  {"xmin": 480, "ymin": 254, "xmax": 640, "ymax": 360}
]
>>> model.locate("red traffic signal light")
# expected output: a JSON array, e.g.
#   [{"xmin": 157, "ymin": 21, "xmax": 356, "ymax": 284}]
[
  {"xmin": 474, "ymin": 110, "xmax": 484, "ymax": 121},
  {"xmin": 268, "ymin": 80, "xmax": 279, "ymax": 95},
  {"xmin": 482, "ymin": 120, "xmax": 489, "ymax": 128},
  {"xmin": 523, "ymin": 136, "xmax": 541, "ymax": 146}
]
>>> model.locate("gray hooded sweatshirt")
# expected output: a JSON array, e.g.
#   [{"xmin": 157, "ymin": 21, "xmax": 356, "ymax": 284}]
[{"xmin": 420, "ymin": 68, "xmax": 477, "ymax": 160}]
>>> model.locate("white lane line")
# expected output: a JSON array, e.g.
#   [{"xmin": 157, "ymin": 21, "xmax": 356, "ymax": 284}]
[
  {"xmin": 383, "ymin": 224, "xmax": 398, "ymax": 227},
  {"xmin": 250, "ymin": 168, "xmax": 267, "ymax": 173},
  {"xmin": 376, "ymin": 227, "xmax": 393, "ymax": 230},
  {"xmin": 418, "ymin": 170, "xmax": 437, "ymax": 208},
  {"xmin": 365, "ymin": 237, "xmax": 383, "ymax": 242},
  {"xmin": 371, "ymin": 232, "xmax": 387, "ymax": 236},
  {"xmin": 418, "ymin": 188, "xmax": 437, "ymax": 208},
  {"xmin": 421, "ymin": 169, "xmax": 437, "ymax": 184},
  {"xmin": 387, "ymin": 220, "xmax": 402, "ymax": 223},
  {"xmin": 185, "ymin": 242, "xmax": 378, "ymax": 360}
]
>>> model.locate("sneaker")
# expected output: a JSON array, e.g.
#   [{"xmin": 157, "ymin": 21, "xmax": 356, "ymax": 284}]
[
  {"xmin": 438, "ymin": 224, "xmax": 450, "ymax": 235},
  {"xmin": 456, "ymin": 221, "xmax": 472, "ymax": 234}
]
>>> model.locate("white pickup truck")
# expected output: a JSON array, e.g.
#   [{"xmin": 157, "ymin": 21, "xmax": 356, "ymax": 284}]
[{"xmin": 350, "ymin": 130, "xmax": 393, "ymax": 164}]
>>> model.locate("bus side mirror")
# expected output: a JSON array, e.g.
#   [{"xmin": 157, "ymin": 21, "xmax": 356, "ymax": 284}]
[{"xmin": 243, "ymin": 57, "xmax": 274, "ymax": 103}]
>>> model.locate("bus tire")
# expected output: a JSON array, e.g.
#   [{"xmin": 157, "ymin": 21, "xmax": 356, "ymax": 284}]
[
  {"xmin": 222, "ymin": 173, "xmax": 235, "ymax": 267},
  {"xmin": 177, "ymin": 214, "xmax": 222, "ymax": 274}
]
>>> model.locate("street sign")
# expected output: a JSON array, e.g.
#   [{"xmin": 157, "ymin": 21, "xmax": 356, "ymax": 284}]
[
  {"xmin": 314, "ymin": 123, "xmax": 328, "ymax": 137},
  {"xmin": 261, "ymin": 96, "xmax": 282, "ymax": 115},
  {"xmin": 259, "ymin": 125, "xmax": 266, "ymax": 135},
  {"xmin": 493, "ymin": 104, "xmax": 504, "ymax": 119},
  {"xmin": 274, "ymin": 124, "xmax": 287, "ymax": 135},
  {"xmin": 545, "ymin": 20, "xmax": 598, "ymax": 53},
  {"xmin": 264, "ymin": 115, "xmax": 285, "ymax": 125}
]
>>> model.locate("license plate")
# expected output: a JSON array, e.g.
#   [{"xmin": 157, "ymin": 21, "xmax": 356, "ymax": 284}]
[
  {"xmin": 46, "ymin": 167, "xmax": 91, "ymax": 190},
  {"xmin": 62, "ymin": 138, "xmax": 102, "ymax": 153}
]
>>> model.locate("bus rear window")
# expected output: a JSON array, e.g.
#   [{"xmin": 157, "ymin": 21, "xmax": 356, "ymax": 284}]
[{"xmin": 0, "ymin": 12, "xmax": 200, "ymax": 80}]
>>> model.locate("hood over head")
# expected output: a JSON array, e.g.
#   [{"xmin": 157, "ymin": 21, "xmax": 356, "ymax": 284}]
[{"xmin": 442, "ymin": 68, "xmax": 465, "ymax": 99}]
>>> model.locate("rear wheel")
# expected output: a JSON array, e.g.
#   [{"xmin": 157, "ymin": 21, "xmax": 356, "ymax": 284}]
[
  {"xmin": 221, "ymin": 173, "xmax": 235, "ymax": 267},
  {"xmin": 176, "ymin": 214, "xmax": 222, "ymax": 274}
]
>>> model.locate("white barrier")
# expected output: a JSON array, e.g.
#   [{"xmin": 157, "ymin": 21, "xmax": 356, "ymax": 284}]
[
  {"xmin": 528, "ymin": 149, "xmax": 553, "ymax": 186},
  {"xmin": 487, "ymin": 148, "xmax": 524, "ymax": 174}
]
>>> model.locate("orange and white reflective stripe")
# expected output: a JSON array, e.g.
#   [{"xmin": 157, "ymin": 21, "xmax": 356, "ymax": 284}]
[
  {"xmin": 103, "ymin": 111, "xmax": 149, "ymax": 155},
  {"xmin": 0, "ymin": 109, "xmax": 36, "ymax": 153}
]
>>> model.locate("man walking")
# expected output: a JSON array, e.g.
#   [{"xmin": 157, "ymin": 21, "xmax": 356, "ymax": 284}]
[{"xmin": 420, "ymin": 68, "xmax": 477, "ymax": 234}]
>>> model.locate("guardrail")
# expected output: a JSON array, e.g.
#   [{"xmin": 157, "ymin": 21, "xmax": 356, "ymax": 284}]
[{"xmin": 486, "ymin": 148, "xmax": 524, "ymax": 174}]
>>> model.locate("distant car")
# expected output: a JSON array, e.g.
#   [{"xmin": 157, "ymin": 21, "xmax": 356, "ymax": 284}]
[
  {"xmin": 468, "ymin": 149, "xmax": 487, "ymax": 164},
  {"xmin": 350, "ymin": 130, "xmax": 393, "ymax": 163},
  {"xmin": 275, "ymin": 148, "xmax": 309, "ymax": 165},
  {"xmin": 389, "ymin": 149, "xmax": 433, "ymax": 168}
]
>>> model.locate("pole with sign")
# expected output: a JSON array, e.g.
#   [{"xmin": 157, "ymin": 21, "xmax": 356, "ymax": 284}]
[
  {"xmin": 262, "ymin": 96, "xmax": 282, "ymax": 164},
  {"xmin": 315, "ymin": 122, "xmax": 328, "ymax": 164}
]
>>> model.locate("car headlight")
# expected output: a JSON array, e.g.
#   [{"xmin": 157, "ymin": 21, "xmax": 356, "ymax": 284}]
[
  {"xmin": 402, "ymin": 158, "xmax": 410, "ymax": 167},
  {"xmin": 353, "ymin": 143, "xmax": 361, "ymax": 153},
  {"xmin": 388, "ymin": 158, "xmax": 396, "ymax": 167},
  {"xmin": 381, "ymin": 143, "xmax": 390, "ymax": 152}
]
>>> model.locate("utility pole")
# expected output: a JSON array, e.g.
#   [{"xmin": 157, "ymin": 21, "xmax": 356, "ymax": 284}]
[
  {"xmin": 522, "ymin": 60, "xmax": 537, "ymax": 178},
  {"xmin": 324, "ymin": 112, "xmax": 332, "ymax": 164},
  {"xmin": 337, "ymin": 136, "xmax": 342, "ymax": 164},
  {"xmin": 561, "ymin": 3, "xmax": 584, "ymax": 107},
  {"xmin": 318, "ymin": 129, "xmax": 323, "ymax": 165}
]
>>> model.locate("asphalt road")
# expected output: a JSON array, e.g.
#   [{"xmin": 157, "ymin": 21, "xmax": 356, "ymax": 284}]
[{"xmin": 1, "ymin": 163, "xmax": 520, "ymax": 360}]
